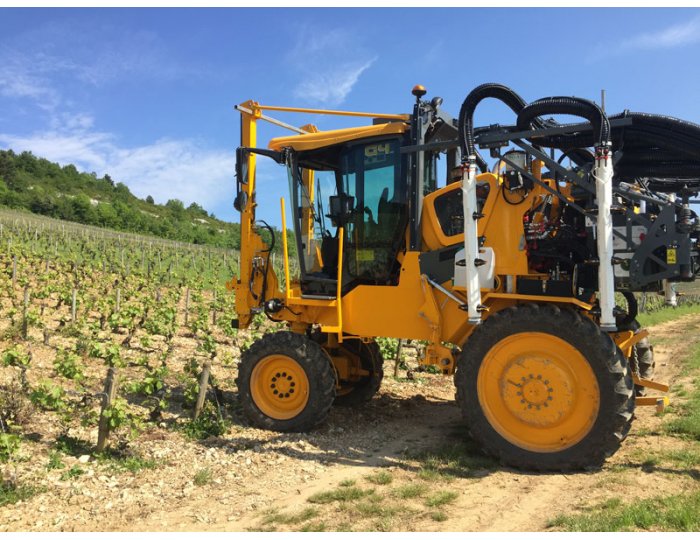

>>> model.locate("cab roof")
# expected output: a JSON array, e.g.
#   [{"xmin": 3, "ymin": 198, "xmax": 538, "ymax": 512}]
[{"xmin": 268, "ymin": 122, "xmax": 407, "ymax": 152}]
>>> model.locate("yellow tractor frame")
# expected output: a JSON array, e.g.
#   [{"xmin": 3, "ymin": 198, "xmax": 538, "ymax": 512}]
[{"xmin": 228, "ymin": 99, "xmax": 666, "ymax": 408}]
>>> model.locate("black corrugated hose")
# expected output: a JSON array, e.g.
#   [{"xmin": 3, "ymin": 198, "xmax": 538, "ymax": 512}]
[
  {"xmin": 516, "ymin": 96, "xmax": 610, "ymax": 146},
  {"xmin": 457, "ymin": 83, "xmax": 700, "ymax": 191},
  {"xmin": 458, "ymin": 83, "xmax": 541, "ymax": 172}
]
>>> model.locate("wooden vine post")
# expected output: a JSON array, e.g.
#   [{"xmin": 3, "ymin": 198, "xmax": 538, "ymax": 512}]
[
  {"xmin": 21, "ymin": 286, "xmax": 30, "ymax": 340},
  {"xmin": 193, "ymin": 362, "xmax": 212, "ymax": 420},
  {"xmin": 71, "ymin": 288, "xmax": 77, "ymax": 323},
  {"xmin": 393, "ymin": 339, "xmax": 404, "ymax": 377},
  {"xmin": 96, "ymin": 367, "xmax": 119, "ymax": 452},
  {"xmin": 184, "ymin": 287, "xmax": 190, "ymax": 325}
]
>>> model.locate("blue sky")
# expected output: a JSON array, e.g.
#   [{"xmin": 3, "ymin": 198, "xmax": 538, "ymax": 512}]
[{"xmin": 1, "ymin": 7, "xmax": 700, "ymax": 227}]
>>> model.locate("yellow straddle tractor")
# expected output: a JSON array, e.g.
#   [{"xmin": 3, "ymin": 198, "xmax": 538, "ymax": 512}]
[{"xmin": 228, "ymin": 84, "xmax": 700, "ymax": 470}]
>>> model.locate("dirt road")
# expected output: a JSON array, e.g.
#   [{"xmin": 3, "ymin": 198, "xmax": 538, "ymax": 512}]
[{"xmin": 3, "ymin": 313, "xmax": 699, "ymax": 532}]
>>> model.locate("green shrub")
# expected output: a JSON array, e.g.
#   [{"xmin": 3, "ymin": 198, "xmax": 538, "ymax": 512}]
[{"xmin": 0, "ymin": 433, "xmax": 21, "ymax": 462}]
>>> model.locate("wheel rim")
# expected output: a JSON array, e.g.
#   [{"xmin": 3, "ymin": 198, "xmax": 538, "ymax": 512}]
[
  {"xmin": 477, "ymin": 332, "xmax": 600, "ymax": 453},
  {"xmin": 250, "ymin": 354, "xmax": 310, "ymax": 420}
]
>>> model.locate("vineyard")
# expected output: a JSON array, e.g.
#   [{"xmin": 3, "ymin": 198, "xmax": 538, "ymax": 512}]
[
  {"xmin": 0, "ymin": 209, "xmax": 289, "ymax": 514},
  {"xmin": 1, "ymin": 208, "xmax": 700, "ymax": 532}
]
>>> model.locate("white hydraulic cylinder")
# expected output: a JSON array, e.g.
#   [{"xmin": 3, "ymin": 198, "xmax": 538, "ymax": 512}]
[
  {"xmin": 594, "ymin": 144, "xmax": 616, "ymax": 331},
  {"xmin": 663, "ymin": 280, "xmax": 678, "ymax": 307},
  {"xmin": 461, "ymin": 157, "xmax": 483, "ymax": 325}
]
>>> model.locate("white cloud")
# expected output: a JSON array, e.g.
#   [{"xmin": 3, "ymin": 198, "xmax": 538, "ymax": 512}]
[
  {"xmin": 0, "ymin": 22, "xmax": 233, "ymax": 215},
  {"xmin": 0, "ymin": 127, "xmax": 235, "ymax": 212},
  {"xmin": 617, "ymin": 14, "xmax": 700, "ymax": 52},
  {"xmin": 294, "ymin": 58, "xmax": 376, "ymax": 106},
  {"xmin": 288, "ymin": 28, "xmax": 377, "ymax": 107},
  {"xmin": 0, "ymin": 25, "xmax": 201, "ymax": 118},
  {"xmin": 108, "ymin": 140, "xmax": 235, "ymax": 210},
  {"xmin": 0, "ymin": 49, "xmax": 61, "ymax": 109}
]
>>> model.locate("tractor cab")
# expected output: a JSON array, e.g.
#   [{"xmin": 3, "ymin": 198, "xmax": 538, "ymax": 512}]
[{"xmin": 269, "ymin": 124, "xmax": 417, "ymax": 298}]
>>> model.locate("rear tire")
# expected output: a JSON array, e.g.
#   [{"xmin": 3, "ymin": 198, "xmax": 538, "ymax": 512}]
[
  {"xmin": 237, "ymin": 331, "xmax": 336, "ymax": 432},
  {"xmin": 628, "ymin": 322, "xmax": 655, "ymax": 396},
  {"xmin": 332, "ymin": 340, "xmax": 384, "ymax": 407},
  {"xmin": 455, "ymin": 304, "xmax": 635, "ymax": 471}
]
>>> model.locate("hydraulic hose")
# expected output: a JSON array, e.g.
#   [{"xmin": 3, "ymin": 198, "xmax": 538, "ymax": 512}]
[
  {"xmin": 458, "ymin": 84, "xmax": 700, "ymax": 192},
  {"xmin": 517, "ymin": 96, "xmax": 610, "ymax": 145},
  {"xmin": 557, "ymin": 148, "xmax": 594, "ymax": 167},
  {"xmin": 458, "ymin": 83, "xmax": 539, "ymax": 172}
]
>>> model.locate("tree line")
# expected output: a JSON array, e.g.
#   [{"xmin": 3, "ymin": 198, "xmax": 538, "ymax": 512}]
[{"xmin": 0, "ymin": 149, "xmax": 241, "ymax": 248}]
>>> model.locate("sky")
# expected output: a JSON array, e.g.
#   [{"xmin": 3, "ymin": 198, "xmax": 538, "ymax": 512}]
[{"xmin": 1, "ymin": 7, "xmax": 700, "ymax": 227}]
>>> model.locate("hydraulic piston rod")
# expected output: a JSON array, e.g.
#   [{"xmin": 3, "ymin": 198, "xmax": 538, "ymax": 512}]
[
  {"xmin": 595, "ymin": 142, "xmax": 616, "ymax": 331},
  {"xmin": 461, "ymin": 156, "xmax": 483, "ymax": 325}
]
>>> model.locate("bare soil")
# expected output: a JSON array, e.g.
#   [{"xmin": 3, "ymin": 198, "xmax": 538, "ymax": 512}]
[{"xmin": 2, "ymin": 313, "xmax": 700, "ymax": 532}]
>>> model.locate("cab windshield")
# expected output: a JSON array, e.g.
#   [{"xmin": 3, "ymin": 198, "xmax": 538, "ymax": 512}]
[{"xmin": 286, "ymin": 136, "xmax": 408, "ymax": 295}]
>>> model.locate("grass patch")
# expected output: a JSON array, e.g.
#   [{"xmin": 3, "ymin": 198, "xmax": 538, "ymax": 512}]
[
  {"xmin": 371, "ymin": 516, "xmax": 396, "ymax": 531},
  {"xmin": 92, "ymin": 449, "xmax": 160, "ymax": 474},
  {"xmin": 365, "ymin": 470, "xmax": 393, "ymax": 485},
  {"xmin": 307, "ymin": 486, "xmax": 374, "ymax": 504},
  {"xmin": 181, "ymin": 409, "xmax": 230, "ymax": 440},
  {"xmin": 393, "ymin": 483, "xmax": 429, "ymax": 499},
  {"xmin": 412, "ymin": 437, "xmax": 497, "ymax": 480},
  {"xmin": 425, "ymin": 490, "xmax": 459, "ymax": 508},
  {"xmin": 108, "ymin": 455, "xmax": 159, "ymax": 473},
  {"xmin": 548, "ymin": 491, "xmax": 700, "ymax": 531},
  {"xmin": 666, "ymin": 409, "xmax": 700, "ymax": 440},
  {"xmin": 417, "ymin": 467, "xmax": 452, "ymax": 483},
  {"xmin": 352, "ymin": 493, "xmax": 408, "ymax": 518},
  {"xmin": 354, "ymin": 498, "xmax": 404, "ymax": 519},
  {"xmin": 631, "ymin": 446, "xmax": 700, "ymax": 470},
  {"xmin": 664, "ymin": 343, "xmax": 700, "ymax": 440},
  {"xmin": 46, "ymin": 450, "xmax": 66, "ymax": 470},
  {"xmin": 664, "ymin": 447, "xmax": 700, "ymax": 467},
  {"xmin": 194, "ymin": 467, "xmax": 213, "ymax": 486},
  {"xmin": 339, "ymin": 479, "xmax": 356, "ymax": 487},
  {"xmin": 262, "ymin": 507, "xmax": 319, "ymax": 526},
  {"xmin": 299, "ymin": 521, "xmax": 327, "ymax": 532},
  {"xmin": 430, "ymin": 511, "xmax": 448, "ymax": 522},
  {"xmin": 0, "ymin": 482, "xmax": 41, "ymax": 507},
  {"xmin": 674, "ymin": 388, "xmax": 689, "ymax": 398},
  {"xmin": 0, "ymin": 433, "xmax": 21, "ymax": 462},
  {"xmin": 55, "ymin": 434, "xmax": 92, "ymax": 457},
  {"xmin": 594, "ymin": 472, "xmax": 633, "ymax": 489},
  {"xmin": 60, "ymin": 465, "xmax": 84, "ymax": 481},
  {"xmin": 637, "ymin": 303, "xmax": 700, "ymax": 328}
]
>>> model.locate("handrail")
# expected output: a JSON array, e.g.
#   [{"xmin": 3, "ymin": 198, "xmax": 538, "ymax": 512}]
[
  {"xmin": 254, "ymin": 104, "xmax": 409, "ymax": 121},
  {"xmin": 280, "ymin": 197, "xmax": 291, "ymax": 299},
  {"xmin": 336, "ymin": 227, "xmax": 344, "ymax": 342},
  {"xmin": 237, "ymin": 101, "xmax": 409, "ymax": 123}
]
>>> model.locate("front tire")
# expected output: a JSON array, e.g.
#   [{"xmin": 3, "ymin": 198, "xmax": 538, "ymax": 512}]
[
  {"xmin": 455, "ymin": 304, "xmax": 635, "ymax": 471},
  {"xmin": 237, "ymin": 331, "xmax": 336, "ymax": 432}
]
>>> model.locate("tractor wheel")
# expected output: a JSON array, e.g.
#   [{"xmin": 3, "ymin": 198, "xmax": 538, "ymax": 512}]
[
  {"xmin": 626, "ymin": 320, "xmax": 656, "ymax": 396},
  {"xmin": 332, "ymin": 340, "xmax": 384, "ymax": 407},
  {"xmin": 455, "ymin": 304, "xmax": 635, "ymax": 471},
  {"xmin": 631, "ymin": 336, "xmax": 655, "ymax": 396},
  {"xmin": 236, "ymin": 331, "xmax": 336, "ymax": 432}
]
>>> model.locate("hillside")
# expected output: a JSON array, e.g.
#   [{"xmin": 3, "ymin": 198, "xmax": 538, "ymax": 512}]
[{"xmin": 0, "ymin": 149, "xmax": 240, "ymax": 248}]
